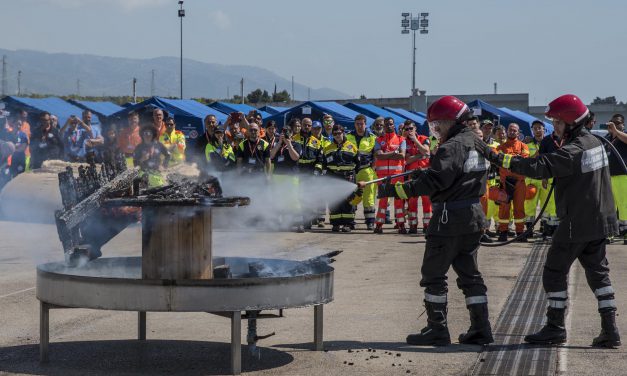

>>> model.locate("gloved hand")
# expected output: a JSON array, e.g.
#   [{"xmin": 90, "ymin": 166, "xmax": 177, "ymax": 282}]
[
  {"xmin": 376, "ymin": 177, "xmax": 395, "ymax": 199},
  {"xmin": 475, "ymin": 138, "xmax": 504, "ymax": 166}
]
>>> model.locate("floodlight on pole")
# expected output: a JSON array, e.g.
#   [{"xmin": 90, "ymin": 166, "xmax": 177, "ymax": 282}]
[
  {"xmin": 178, "ymin": 1, "xmax": 185, "ymax": 99},
  {"xmin": 401, "ymin": 11, "xmax": 429, "ymax": 111}
]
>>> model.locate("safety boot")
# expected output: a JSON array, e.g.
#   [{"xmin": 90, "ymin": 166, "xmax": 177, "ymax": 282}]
[
  {"xmin": 497, "ymin": 231, "xmax": 508, "ymax": 242},
  {"xmin": 408, "ymin": 225, "xmax": 418, "ymax": 234},
  {"xmin": 406, "ymin": 302, "xmax": 451, "ymax": 346},
  {"xmin": 525, "ymin": 221, "xmax": 534, "ymax": 236},
  {"xmin": 366, "ymin": 222, "xmax": 374, "ymax": 231},
  {"xmin": 524, "ymin": 308, "xmax": 567, "ymax": 345},
  {"xmin": 331, "ymin": 225, "xmax": 340, "ymax": 232},
  {"xmin": 592, "ymin": 310, "xmax": 621, "ymax": 348},
  {"xmin": 459, "ymin": 303, "xmax": 494, "ymax": 345},
  {"xmin": 373, "ymin": 224, "xmax": 383, "ymax": 234},
  {"xmin": 516, "ymin": 232, "xmax": 528, "ymax": 242},
  {"xmin": 398, "ymin": 225, "xmax": 408, "ymax": 234}
]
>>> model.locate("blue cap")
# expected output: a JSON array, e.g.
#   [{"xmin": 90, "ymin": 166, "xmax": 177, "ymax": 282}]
[{"xmin": 312, "ymin": 121, "xmax": 322, "ymax": 128}]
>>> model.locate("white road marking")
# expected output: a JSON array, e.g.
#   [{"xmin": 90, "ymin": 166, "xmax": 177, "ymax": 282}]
[{"xmin": 0, "ymin": 286, "xmax": 35, "ymax": 299}]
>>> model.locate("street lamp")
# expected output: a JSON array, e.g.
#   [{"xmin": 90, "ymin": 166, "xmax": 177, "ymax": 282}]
[
  {"xmin": 401, "ymin": 12, "xmax": 429, "ymax": 111},
  {"xmin": 178, "ymin": 1, "xmax": 185, "ymax": 99}
]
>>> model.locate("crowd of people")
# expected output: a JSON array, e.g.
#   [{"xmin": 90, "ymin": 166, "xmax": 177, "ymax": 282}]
[{"xmin": 0, "ymin": 104, "xmax": 625, "ymax": 244}]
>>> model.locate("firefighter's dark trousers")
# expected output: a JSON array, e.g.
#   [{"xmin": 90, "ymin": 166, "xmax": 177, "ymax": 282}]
[
  {"xmin": 543, "ymin": 239, "xmax": 616, "ymax": 311},
  {"xmin": 420, "ymin": 232, "xmax": 488, "ymax": 306}
]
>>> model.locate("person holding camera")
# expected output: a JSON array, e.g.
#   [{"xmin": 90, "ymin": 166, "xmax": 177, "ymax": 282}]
[
  {"xmin": 204, "ymin": 126, "xmax": 236, "ymax": 173},
  {"xmin": 159, "ymin": 117, "xmax": 186, "ymax": 166},
  {"xmin": 225, "ymin": 112, "xmax": 248, "ymax": 148},
  {"xmin": 271, "ymin": 126, "xmax": 305, "ymax": 232},
  {"xmin": 60, "ymin": 114, "xmax": 92, "ymax": 162},
  {"xmin": 30, "ymin": 112, "xmax": 63, "ymax": 169}
]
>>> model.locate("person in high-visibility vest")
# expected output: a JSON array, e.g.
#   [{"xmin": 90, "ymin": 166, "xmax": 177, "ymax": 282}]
[
  {"xmin": 606, "ymin": 115, "xmax": 627, "ymax": 245},
  {"xmin": 133, "ymin": 126, "xmax": 170, "ymax": 188},
  {"xmin": 524, "ymin": 120, "xmax": 549, "ymax": 236},
  {"xmin": 346, "ymin": 114, "xmax": 378, "ymax": 230},
  {"xmin": 159, "ymin": 117, "xmax": 186, "ymax": 166},
  {"xmin": 319, "ymin": 124, "xmax": 359, "ymax": 233},
  {"xmin": 373, "ymin": 117, "xmax": 407, "ymax": 233},
  {"xmin": 496, "ymin": 123, "xmax": 530, "ymax": 242},
  {"xmin": 204, "ymin": 126, "xmax": 236, "ymax": 172},
  {"xmin": 403, "ymin": 120, "xmax": 432, "ymax": 234}
]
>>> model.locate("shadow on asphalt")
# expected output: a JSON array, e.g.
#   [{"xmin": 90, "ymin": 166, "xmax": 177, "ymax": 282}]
[
  {"xmin": 0, "ymin": 340, "xmax": 293, "ymax": 375},
  {"xmin": 273, "ymin": 340, "xmax": 482, "ymax": 354}
]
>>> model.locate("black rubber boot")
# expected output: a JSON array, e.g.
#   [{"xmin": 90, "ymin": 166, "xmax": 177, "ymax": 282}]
[
  {"xmin": 459, "ymin": 303, "xmax": 494, "ymax": 345},
  {"xmin": 406, "ymin": 302, "xmax": 451, "ymax": 346},
  {"xmin": 524, "ymin": 308, "xmax": 567, "ymax": 345},
  {"xmin": 498, "ymin": 231, "xmax": 508, "ymax": 242},
  {"xmin": 525, "ymin": 221, "xmax": 534, "ymax": 236},
  {"xmin": 592, "ymin": 310, "xmax": 621, "ymax": 348}
]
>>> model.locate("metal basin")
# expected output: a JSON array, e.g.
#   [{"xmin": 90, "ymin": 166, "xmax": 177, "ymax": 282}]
[{"xmin": 37, "ymin": 256, "xmax": 334, "ymax": 312}]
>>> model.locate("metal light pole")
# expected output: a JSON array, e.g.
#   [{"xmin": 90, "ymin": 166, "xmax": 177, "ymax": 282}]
[
  {"xmin": 401, "ymin": 12, "xmax": 429, "ymax": 111},
  {"xmin": 178, "ymin": 1, "xmax": 185, "ymax": 99}
]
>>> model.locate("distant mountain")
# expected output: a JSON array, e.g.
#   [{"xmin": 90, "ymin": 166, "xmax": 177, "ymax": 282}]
[{"xmin": 0, "ymin": 48, "xmax": 349, "ymax": 101}]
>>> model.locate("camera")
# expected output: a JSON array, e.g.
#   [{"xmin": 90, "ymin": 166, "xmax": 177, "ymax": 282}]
[
  {"xmin": 230, "ymin": 112, "xmax": 241, "ymax": 123},
  {"xmin": 281, "ymin": 127, "xmax": 292, "ymax": 138}
]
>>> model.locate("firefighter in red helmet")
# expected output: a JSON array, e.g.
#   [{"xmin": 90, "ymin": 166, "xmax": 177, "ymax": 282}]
[
  {"xmin": 369, "ymin": 95, "xmax": 494, "ymax": 346},
  {"xmin": 482, "ymin": 94, "xmax": 620, "ymax": 347}
]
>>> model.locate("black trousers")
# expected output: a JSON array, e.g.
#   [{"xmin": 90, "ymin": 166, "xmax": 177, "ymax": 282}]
[
  {"xmin": 543, "ymin": 239, "xmax": 612, "ymax": 295},
  {"xmin": 420, "ymin": 232, "xmax": 487, "ymax": 299}
]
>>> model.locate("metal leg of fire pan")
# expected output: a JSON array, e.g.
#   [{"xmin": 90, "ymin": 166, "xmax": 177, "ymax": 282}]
[
  {"xmin": 314, "ymin": 304, "xmax": 323, "ymax": 351},
  {"xmin": 138, "ymin": 312, "xmax": 146, "ymax": 340},
  {"xmin": 231, "ymin": 311, "xmax": 242, "ymax": 375},
  {"xmin": 40, "ymin": 301, "xmax": 49, "ymax": 363}
]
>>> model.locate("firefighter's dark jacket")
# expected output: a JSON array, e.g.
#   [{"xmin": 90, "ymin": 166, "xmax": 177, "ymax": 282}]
[
  {"xmin": 501, "ymin": 128, "xmax": 618, "ymax": 242},
  {"xmin": 390, "ymin": 124, "xmax": 488, "ymax": 236}
]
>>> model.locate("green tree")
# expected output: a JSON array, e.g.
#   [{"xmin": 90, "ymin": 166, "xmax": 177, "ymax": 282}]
[
  {"xmin": 591, "ymin": 96, "xmax": 618, "ymax": 105},
  {"xmin": 272, "ymin": 90, "xmax": 291, "ymax": 103},
  {"xmin": 246, "ymin": 89, "xmax": 264, "ymax": 104}
]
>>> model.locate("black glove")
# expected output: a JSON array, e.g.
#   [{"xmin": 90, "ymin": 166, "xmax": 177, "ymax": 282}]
[
  {"xmin": 376, "ymin": 177, "xmax": 396, "ymax": 199},
  {"xmin": 475, "ymin": 138, "xmax": 501, "ymax": 165}
]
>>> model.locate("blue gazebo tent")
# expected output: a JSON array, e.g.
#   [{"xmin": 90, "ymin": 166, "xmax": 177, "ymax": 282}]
[
  {"xmin": 500, "ymin": 108, "xmax": 554, "ymax": 135},
  {"xmin": 209, "ymin": 102, "xmax": 271, "ymax": 121},
  {"xmin": 467, "ymin": 99, "xmax": 543, "ymax": 137},
  {"xmin": 259, "ymin": 105, "xmax": 290, "ymax": 115},
  {"xmin": 343, "ymin": 103, "xmax": 405, "ymax": 132},
  {"xmin": 68, "ymin": 99, "xmax": 123, "ymax": 125},
  {"xmin": 109, "ymin": 97, "xmax": 228, "ymax": 145},
  {"xmin": 1, "ymin": 96, "xmax": 97, "ymax": 127},
  {"xmin": 264, "ymin": 101, "xmax": 374, "ymax": 131}
]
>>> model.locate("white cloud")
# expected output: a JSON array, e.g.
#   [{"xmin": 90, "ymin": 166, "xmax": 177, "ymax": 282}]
[{"xmin": 208, "ymin": 10, "xmax": 231, "ymax": 30}]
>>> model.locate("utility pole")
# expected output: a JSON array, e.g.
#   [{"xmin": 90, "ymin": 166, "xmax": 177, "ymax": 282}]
[
  {"xmin": 227, "ymin": 86, "xmax": 230, "ymax": 99},
  {"xmin": 291, "ymin": 76, "xmax": 295, "ymax": 101},
  {"xmin": 151, "ymin": 69, "xmax": 155, "ymax": 96},
  {"xmin": 308, "ymin": 88, "xmax": 311, "ymax": 101},
  {"xmin": 17, "ymin": 70, "xmax": 21, "ymax": 96},
  {"xmin": 240, "ymin": 77, "xmax": 244, "ymax": 104},
  {"xmin": 1, "ymin": 55, "xmax": 7, "ymax": 96},
  {"xmin": 76, "ymin": 79, "xmax": 81, "ymax": 97},
  {"xmin": 494, "ymin": 82, "xmax": 497, "ymax": 95},
  {"xmin": 132, "ymin": 77, "xmax": 137, "ymax": 103},
  {"xmin": 178, "ymin": 1, "xmax": 185, "ymax": 99}
]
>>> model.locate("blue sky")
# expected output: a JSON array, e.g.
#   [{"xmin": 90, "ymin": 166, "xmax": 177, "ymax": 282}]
[{"xmin": 2, "ymin": 0, "xmax": 626, "ymax": 105}]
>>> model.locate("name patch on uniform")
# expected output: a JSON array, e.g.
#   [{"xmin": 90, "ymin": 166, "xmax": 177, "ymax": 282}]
[
  {"xmin": 581, "ymin": 145, "xmax": 608, "ymax": 173},
  {"xmin": 463, "ymin": 150, "xmax": 489, "ymax": 173}
]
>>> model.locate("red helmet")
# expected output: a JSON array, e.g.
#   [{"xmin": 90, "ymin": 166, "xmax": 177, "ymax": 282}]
[
  {"xmin": 427, "ymin": 95, "xmax": 470, "ymax": 122},
  {"xmin": 544, "ymin": 94, "xmax": 589, "ymax": 125}
]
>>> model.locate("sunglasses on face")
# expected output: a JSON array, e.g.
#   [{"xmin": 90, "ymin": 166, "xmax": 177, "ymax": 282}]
[{"xmin": 332, "ymin": 131, "xmax": 343, "ymax": 135}]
